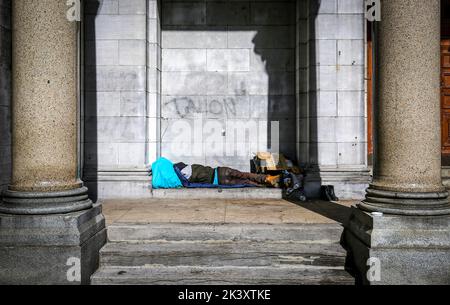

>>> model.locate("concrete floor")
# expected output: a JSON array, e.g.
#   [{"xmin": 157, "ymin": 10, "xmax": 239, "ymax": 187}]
[{"xmin": 102, "ymin": 198, "xmax": 356, "ymax": 226}]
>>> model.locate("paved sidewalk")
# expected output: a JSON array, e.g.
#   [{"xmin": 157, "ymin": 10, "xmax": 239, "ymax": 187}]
[{"xmin": 102, "ymin": 198, "xmax": 355, "ymax": 226}]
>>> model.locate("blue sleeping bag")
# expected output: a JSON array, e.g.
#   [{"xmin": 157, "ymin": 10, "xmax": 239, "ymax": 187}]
[
  {"xmin": 173, "ymin": 166, "xmax": 255, "ymax": 189},
  {"xmin": 151, "ymin": 157, "xmax": 182, "ymax": 189}
]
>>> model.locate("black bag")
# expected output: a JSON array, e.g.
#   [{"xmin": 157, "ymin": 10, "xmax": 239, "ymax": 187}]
[{"xmin": 320, "ymin": 185, "xmax": 339, "ymax": 201}]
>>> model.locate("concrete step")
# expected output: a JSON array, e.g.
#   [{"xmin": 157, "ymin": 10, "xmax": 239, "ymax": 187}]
[
  {"xmin": 107, "ymin": 223, "xmax": 344, "ymax": 243},
  {"xmin": 100, "ymin": 241, "xmax": 347, "ymax": 268},
  {"xmin": 151, "ymin": 188, "xmax": 282, "ymax": 200},
  {"xmin": 91, "ymin": 265, "xmax": 354, "ymax": 285}
]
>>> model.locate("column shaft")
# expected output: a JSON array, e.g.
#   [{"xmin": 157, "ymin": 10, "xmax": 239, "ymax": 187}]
[
  {"xmin": 0, "ymin": 0, "xmax": 91, "ymax": 214},
  {"xmin": 359, "ymin": 0, "xmax": 450, "ymax": 215}
]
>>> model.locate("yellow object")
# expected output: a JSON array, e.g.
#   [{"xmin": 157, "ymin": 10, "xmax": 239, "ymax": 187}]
[{"xmin": 255, "ymin": 152, "xmax": 289, "ymax": 171}]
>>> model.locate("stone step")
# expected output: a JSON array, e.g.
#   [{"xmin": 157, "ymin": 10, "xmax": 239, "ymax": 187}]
[
  {"xmin": 100, "ymin": 241, "xmax": 347, "ymax": 268},
  {"xmin": 107, "ymin": 223, "xmax": 344, "ymax": 243},
  {"xmin": 91, "ymin": 265, "xmax": 354, "ymax": 285},
  {"xmin": 151, "ymin": 188, "xmax": 282, "ymax": 200},
  {"xmin": 442, "ymin": 167, "xmax": 450, "ymax": 178}
]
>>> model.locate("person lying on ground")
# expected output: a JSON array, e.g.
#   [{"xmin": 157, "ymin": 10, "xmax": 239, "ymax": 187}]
[{"xmin": 174, "ymin": 162, "xmax": 280, "ymax": 187}]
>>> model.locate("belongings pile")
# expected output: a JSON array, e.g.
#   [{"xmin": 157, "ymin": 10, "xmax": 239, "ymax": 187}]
[{"xmin": 252, "ymin": 152, "xmax": 307, "ymax": 202}]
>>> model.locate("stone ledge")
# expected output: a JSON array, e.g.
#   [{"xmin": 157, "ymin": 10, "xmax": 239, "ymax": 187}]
[{"xmin": 152, "ymin": 188, "xmax": 283, "ymax": 199}]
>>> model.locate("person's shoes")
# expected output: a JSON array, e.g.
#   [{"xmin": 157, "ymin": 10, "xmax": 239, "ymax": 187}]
[
  {"xmin": 327, "ymin": 185, "xmax": 339, "ymax": 201},
  {"xmin": 265, "ymin": 175, "xmax": 281, "ymax": 187},
  {"xmin": 320, "ymin": 185, "xmax": 339, "ymax": 201}
]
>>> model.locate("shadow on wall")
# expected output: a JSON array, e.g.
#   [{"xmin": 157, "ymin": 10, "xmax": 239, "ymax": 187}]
[
  {"xmin": 0, "ymin": 0, "xmax": 12, "ymax": 193},
  {"xmin": 79, "ymin": 0, "xmax": 323, "ymax": 198},
  {"xmin": 83, "ymin": 0, "xmax": 99, "ymax": 202},
  {"xmin": 160, "ymin": 0, "xmax": 306, "ymax": 170}
]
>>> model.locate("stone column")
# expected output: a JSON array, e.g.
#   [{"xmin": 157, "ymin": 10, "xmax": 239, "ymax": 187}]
[
  {"xmin": 344, "ymin": 0, "xmax": 450, "ymax": 284},
  {"xmin": 359, "ymin": 0, "xmax": 450, "ymax": 216},
  {"xmin": 0, "ymin": 0, "xmax": 105, "ymax": 285},
  {"xmin": 0, "ymin": 0, "xmax": 91, "ymax": 214}
]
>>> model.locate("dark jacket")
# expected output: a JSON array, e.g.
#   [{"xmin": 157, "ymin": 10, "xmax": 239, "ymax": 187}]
[{"xmin": 189, "ymin": 164, "xmax": 215, "ymax": 184}]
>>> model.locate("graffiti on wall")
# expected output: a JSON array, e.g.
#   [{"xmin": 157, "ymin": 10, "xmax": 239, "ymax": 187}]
[{"xmin": 164, "ymin": 96, "xmax": 241, "ymax": 119}]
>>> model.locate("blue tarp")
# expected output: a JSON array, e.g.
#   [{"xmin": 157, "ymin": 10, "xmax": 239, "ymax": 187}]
[{"xmin": 151, "ymin": 157, "xmax": 182, "ymax": 189}]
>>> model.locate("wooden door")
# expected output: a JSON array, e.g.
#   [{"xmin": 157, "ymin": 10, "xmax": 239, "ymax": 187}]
[
  {"xmin": 367, "ymin": 22, "xmax": 373, "ymax": 162},
  {"xmin": 441, "ymin": 0, "xmax": 450, "ymax": 156},
  {"xmin": 441, "ymin": 40, "xmax": 450, "ymax": 154}
]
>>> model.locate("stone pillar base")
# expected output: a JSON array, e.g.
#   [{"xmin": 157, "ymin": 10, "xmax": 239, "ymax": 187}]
[
  {"xmin": 358, "ymin": 188, "xmax": 450, "ymax": 216},
  {"xmin": 0, "ymin": 186, "xmax": 93, "ymax": 215},
  {"xmin": 343, "ymin": 206, "xmax": 450, "ymax": 285},
  {"xmin": 0, "ymin": 204, "xmax": 106, "ymax": 285}
]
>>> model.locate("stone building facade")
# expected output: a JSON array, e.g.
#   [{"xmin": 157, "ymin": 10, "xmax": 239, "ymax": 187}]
[
  {"xmin": 0, "ymin": 0, "xmax": 449, "ymax": 285},
  {"xmin": 78, "ymin": 0, "xmax": 370, "ymax": 200}
]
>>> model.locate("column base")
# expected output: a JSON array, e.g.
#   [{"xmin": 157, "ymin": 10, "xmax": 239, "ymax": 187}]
[
  {"xmin": 0, "ymin": 186, "xmax": 93, "ymax": 215},
  {"xmin": 342, "ymin": 206, "xmax": 450, "ymax": 285},
  {"xmin": 0, "ymin": 203, "xmax": 106, "ymax": 285},
  {"xmin": 358, "ymin": 187, "xmax": 450, "ymax": 216}
]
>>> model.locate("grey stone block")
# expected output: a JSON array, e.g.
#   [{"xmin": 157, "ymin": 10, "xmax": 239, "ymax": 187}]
[
  {"xmin": 162, "ymin": 95, "xmax": 207, "ymax": 119},
  {"xmin": 0, "ymin": 105, "xmax": 11, "ymax": 146},
  {"xmin": 85, "ymin": 116, "xmax": 146, "ymax": 143},
  {"xmin": 313, "ymin": 0, "xmax": 337, "ymax": 14},
  {"xmin": 0, "ymin": 204, "xmax": 106, "ymax": 285},
  {"xmin": 335, "ymin": 117, "xmax": 365, "ymax": 143},
  {"xmin": 251, "ymin": 48, "xmax": 295, "ymax": 72},
  {"xmin": 344, "ymin": 207, "xmax": 450, "ymax": 284},
  {"xmin": 162, "ymin": 27, "xmax": 228, "ymax": 49},
  {"xmin": 85, "ymin": 15, "xmax": 146, "ymax": 40},
  {"xmin": 337, "ymin": 91, "xmax": 365, "ymax": 117},
  {"xmin": 162, "ymin": 49, "xmax": 207, "ymax": 72},
  {"xmin": 162, "ymin": 2, "xmax": 206, "ymax": 26},
  {"xmin": 309, "ymin": 143, "xmax": 338, "ymax": 166},
  {"xmin": 119, "ymin": 40, "xmax": 146, "ymax": 66},
  {"xmin": 85, "ymin": 91, "xmax": 121, "ymax": 117},
  {"xmin": 337, "ymin": 65, "xmax": 364, "ymax": 91},
  {"xmin": 84, "ymin": 142, "xmax": 119, "ymax": 167},
  {"xmin": 147, "ymin": 18, "xmax": 159, "ymax": 43},
  {"xmin": 337, "ymin": 142, "xmax": 366, "ymax": 166},
  {"xmin": 250, "ymin": 1, "xmax": 296, "ymax": 25},
  {"xmin": 297, "ymin": 19, "xmax": 309, "ymax": 43},
  {"xmin": 312, "ymin": 14, "xmax": 338, "ymax": 40},
  {"xmin": 337, "ymin": 14, "xmax": 364, "ymax": 39},
  {"xmin": 162, "ymin": 71, "xmax": 227, "ymax": 95},
  {"xmin": 0, "ymin": 64, "xmax": 11, "ymax": 107},
  {"xmin": 85, "ymin": 66, "xmax": 146, "ymax": 91},
  {"xmin": 85, "ymin": 40, "xmax": 119, "ymax": 66},
  {"xmin": 147, "ymin": 0, "xmax": 158, "ymax": 19},
  {"xmin": 228, "ymin": 26, "xmax": 295, "ymax": 49},
  {"xmin": 206, "ymin": 1, "xmax": 250, "ymax": 26},
  {"xmin": 207, "ymin": 49, "xmax": 250, "ymax": 72},
  {"xmin": 206, "ymin": 95, "xmax": 250, "ymax": 119},
  {"xmin": 228, "ymin": 71, "xmax": 294, "ymax": 96},
  {"xmin": 337, "ymin": 39, "xmax": 364, "ymax": 66},
  {"xmin": 84, "ymin": 0, "xmax": 119, "ymax": 15},
  {"xmin": 314, "ymin": 39, "xmax": 337, "ymax": 66},
  {"xmin": 119, "ymin": 0, "xmax": 146, "ymax": 15},
  {"xmin": 120, "ymin": 91, "xmax": 146, "ymax": 116},
  {"xmin": 147, "ymin": 43, "xmax": 159, "ymax": 69},
  {"xmin": 118, "ymin": 142, "xmax": 146, "ymax": 167},
  {"xmin": 250, "ymin": 95, "xmax": 297, "ymax": 119},
  {"xmin": 338, "ymin": 0, "xmax": 364, "ymax": 14},
  {"xmin": 309, "ymin": 91, "xmax": 338, "ymax": 117}
]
